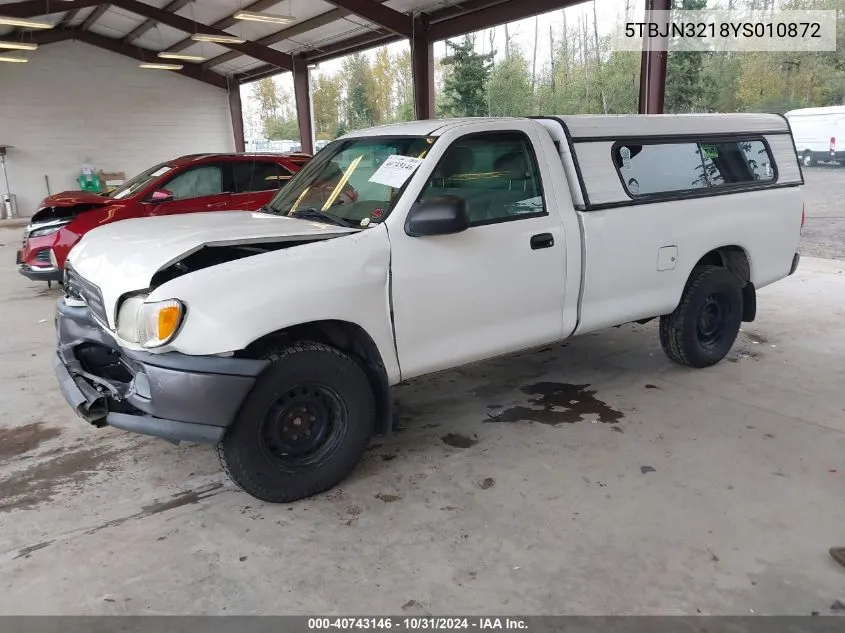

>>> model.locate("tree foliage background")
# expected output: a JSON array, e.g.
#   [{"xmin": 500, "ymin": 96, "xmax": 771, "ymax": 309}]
[{"xmin": 250, "ymin": 0, "xmax": 845, "ymax": 141}]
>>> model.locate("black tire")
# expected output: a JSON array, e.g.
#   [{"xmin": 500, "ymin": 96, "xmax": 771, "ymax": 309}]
[
  {"xmin": 659, "ymin": 266, "xmax": 743, "ymax": 368},
  {"xmin": 801, "ymin": 151, "xmax": 816, "ymax": 168},
  {"xmin": 218, "ymin": 341, "xmax": 375, "ymax": 503}
]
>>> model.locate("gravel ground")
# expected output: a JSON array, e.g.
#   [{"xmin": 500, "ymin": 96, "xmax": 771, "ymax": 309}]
[{"xmin": 799, "ymin": 165, "xmax": 845, "ymax": 260}]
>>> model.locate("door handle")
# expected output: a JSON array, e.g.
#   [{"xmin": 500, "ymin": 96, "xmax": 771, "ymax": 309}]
[{"xmin": 530, "ymin": 233, "xmax": 554, "ymax": 250}]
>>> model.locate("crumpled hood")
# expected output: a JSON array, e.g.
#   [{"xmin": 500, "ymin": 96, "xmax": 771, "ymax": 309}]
[
  {"xmin": 39, "ymin": 191, "xmax": 110, "ymax": 208},
  {"xmin": 28, "ymin": 190, "xmax": 116, "ymax": 226},
  {"xmin": 67, "ymin": 211, "xmax": 356, "ymax": 326}
]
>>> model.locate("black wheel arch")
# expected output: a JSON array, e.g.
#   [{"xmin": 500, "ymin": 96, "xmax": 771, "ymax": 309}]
[
  {"xmin": 238, "ymin": 320, "xmax": 392, "ymax": 435},
  {"xmin": 689, "ymin": 246, "xmax": 756, "ymax": 322}
]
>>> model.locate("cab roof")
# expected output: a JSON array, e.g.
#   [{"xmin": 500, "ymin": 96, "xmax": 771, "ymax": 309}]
[{"xmin": 340, "ymin": 118, "xmax": 520, "ymax": 139}]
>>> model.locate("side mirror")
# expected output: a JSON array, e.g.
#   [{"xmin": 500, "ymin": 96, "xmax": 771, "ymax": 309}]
[
  {"xmin": 148, "ymin": 189, "xmax": 174, "ymax": 203},
  {"xmin": 405, "ymin": 195, "xmax": 470, "ymax": 237}
]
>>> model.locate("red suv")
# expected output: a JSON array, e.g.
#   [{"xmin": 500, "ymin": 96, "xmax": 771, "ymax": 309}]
[{"xmin": 17, "ymin": 152, "xmax": 311, "ymax": 283}]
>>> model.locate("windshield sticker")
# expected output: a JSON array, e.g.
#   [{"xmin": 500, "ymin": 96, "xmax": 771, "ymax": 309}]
[{"xmin": 368, "ymin": 155, "xmax": 425, "ymax": 189}]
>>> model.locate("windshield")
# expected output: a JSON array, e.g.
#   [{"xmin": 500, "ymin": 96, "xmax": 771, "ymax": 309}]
[
  {"xmin": 264, "ymin": 136, "xmax": 435, "ymax": 227},
  {"xmin": 108, "ymin": 163, "xmax": 174, "ymax": 200}
]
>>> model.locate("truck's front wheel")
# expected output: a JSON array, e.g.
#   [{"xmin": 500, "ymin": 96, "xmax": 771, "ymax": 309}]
[
  {"xmin": 659, "ymin": 266, "xmax": 743, "ymax": 368},
  {"xmin": 218, "ymin": 342, "xmax": 375, "ymax": 502}
]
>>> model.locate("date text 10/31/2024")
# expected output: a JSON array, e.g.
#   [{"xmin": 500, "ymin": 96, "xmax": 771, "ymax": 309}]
[{"xmin": 308, "ymin": 618, "xmax": 529, "ymax": 630}]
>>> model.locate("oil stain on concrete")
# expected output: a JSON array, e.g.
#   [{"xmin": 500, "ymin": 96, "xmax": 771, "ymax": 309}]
[
  {"xmin": 9, "ymin": 482, "xmax": 227, "ymax": 559},
  {"xmin": 13, "ymin": 540, "xmax": 54, "ymax": 560},
  {"xmin": 486, "ymin": 382, "xmax": 624, "ymax": 426},
  {"xmin": 0, "ymin": 446, "xmax": 126, "ymax": 513},
  {"xmin": 140, "ymin": 483, "xmax": 225, "ymax": 516},
  {"xmin": 0, "ymin": 422, "xmax": 62, "ymax": 460},
  {"xmin": 86, "ymin": 482, "xmax": 226, "ymax": 535},
  {"xmin": 476, "ymin": 477, "xmax": 496, "ymax": 490},
  {"xmin": 441, "ymin": 433, "xmax": 478, "ymax": 448}
]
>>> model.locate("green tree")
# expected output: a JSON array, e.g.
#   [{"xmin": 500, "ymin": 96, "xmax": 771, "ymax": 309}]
[
  {"xmin": 488, "ymin": 44, "xmax": 533, "ymax": 116},
  {"xmin": 264, "ymin": 117, "xmax": 300, "ymax": 140},
  {"xmin": 441, "ymin": 36, "xmax": 494, "ymax": 117},
  {"xmin": 371, "ymin": 48, "xmax": 394, "ymax": 124},
  {"xmin": 700, "ymin": 53, "xmax": 741, "ymax": 112},
  {"xmin": 342, "ymin": 53, "xmax": 377, "ymax": 131},
  {"xmin": 664, "ymin": 0, "xmax": 709, "ymax": 113},
  {"xmin": 601, "ymin": 51, "xmax": 640, "ymax": 114},
  {"xmin": 252, "ymin": 77, "xmax": 280, "ymax": 121},
  {"xmin": 393, "ymin": 49, "xmax": 414, "ymax": 122},
  {"xmin": 312, "ymin": 72, "xmax": 342, "ymax": 140},
  {"xmin": 251, "ymin": 77, "xmax": 284, "ymax": 138},
  {"xmin": 333, "ymin": 120, "xmax": 348, "ymax": 139}
]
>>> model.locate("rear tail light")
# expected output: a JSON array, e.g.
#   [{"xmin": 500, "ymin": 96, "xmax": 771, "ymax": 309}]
[{"xmin": 831, "ymin": 137, "xmax": 836, "ymax": 156}]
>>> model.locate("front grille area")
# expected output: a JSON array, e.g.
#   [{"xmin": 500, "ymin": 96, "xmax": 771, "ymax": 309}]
[
  {"xmin": 65, "ymin": 265, "xmax": 109, "ymax": 325},
  {"xmin": 34, "ymin": 249, "xmax": 51, "ymax": 264}
]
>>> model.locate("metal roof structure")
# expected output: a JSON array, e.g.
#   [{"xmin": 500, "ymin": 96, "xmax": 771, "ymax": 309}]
[
  {"xmin": 0, "ymin": 0, "xmax": 670, "ymax": 153},
  {"xmin": 0, "ymin": 0, "xmax": 588, "ymax": 84}
]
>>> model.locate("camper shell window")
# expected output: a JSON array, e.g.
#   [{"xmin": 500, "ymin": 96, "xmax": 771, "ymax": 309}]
[{"xmin": 611, "ymin": 138, "xmax": 776, "ymax": 199}]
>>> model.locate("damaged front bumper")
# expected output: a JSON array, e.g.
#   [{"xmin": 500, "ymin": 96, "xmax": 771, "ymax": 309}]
[
  {"xmin": 54, "ymin": 297, "xmax": 268, "ymax": 444},
  {"xmin": 19, "ymin": 263, "xmax": 63, "ymax": 282}
]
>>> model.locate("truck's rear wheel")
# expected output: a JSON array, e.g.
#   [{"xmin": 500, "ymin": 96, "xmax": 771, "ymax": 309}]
[
  {"xmin": 659, "ymin": 266, "xmax": 743, "ymax": 368},
  {"xmin": 218, "ymin": 342, "xmax": 375, "ymax": 502}
]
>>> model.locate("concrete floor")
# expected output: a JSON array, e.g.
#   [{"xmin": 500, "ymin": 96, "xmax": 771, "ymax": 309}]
[{"xmin": 1, "ymin": 215, "xmax": 844, "ymax": 615}]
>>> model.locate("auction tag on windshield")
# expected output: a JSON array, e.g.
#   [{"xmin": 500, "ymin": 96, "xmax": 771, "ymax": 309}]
[{"xmin": 368, "ymin": 155, "xmax": 425, "ymax": 189}]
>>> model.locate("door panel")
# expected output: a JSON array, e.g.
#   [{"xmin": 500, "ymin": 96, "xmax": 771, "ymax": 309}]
[
  {"xmin": 148, "ymin": 163, "xmax": 232, "ymax": 216},
  {"xmin": 388, "ymin": 129, "xmax": 567, "ymax": 380},
  {"xmin": 230, "ymin": 160, "xmax": 291, "ymax": 211}
]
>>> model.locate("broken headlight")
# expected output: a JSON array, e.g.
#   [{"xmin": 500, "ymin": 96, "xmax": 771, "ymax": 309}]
[
  {"xmin": 27, "ymin": 219, "xmax": 71, "ymax": 238},
  {"xmin": 117, "ymin": 295, "xmax": 185, "ymax": 348}
]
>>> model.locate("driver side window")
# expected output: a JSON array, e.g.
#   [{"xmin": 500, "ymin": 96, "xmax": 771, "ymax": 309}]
[
  {"xmin": 418, "ymin": 132, "xmax": 546, "ymax": 226},
  {"xmin": 164, "ymin": 165, "xmax": 223, "ymax": 200}
]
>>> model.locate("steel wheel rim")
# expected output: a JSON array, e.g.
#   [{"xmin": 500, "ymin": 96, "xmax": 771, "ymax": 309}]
[
  {"xmin": 697, "ymin": 293, "xmax": 731, "ymax": 347},
  {"xmin": 258, "ymin": 383, "xmax": 348, "ymax": 473}
]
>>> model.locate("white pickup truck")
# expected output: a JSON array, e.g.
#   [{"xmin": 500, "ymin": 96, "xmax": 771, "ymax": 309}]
[{"xmin": 54, "ymin": 114, "xmax": 804, "ymax": 502}]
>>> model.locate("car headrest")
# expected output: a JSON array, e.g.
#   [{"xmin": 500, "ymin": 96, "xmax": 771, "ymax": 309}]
[
  {"xmin": 433, "ymin": 146, "xmax": 475, "ymax": 180},
  {"xmin": 494, "ymin": 151, "xmax": 529, "ymax": 180}
]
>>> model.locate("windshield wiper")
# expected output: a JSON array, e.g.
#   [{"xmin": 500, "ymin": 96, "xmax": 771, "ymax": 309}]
[
  {"xmin": 257, "ymin": 204, "xmax": 276, "ymax": 214},
  {"xmin": 289, "ymin": 208, "xmax": 356, "ymax": 228}
]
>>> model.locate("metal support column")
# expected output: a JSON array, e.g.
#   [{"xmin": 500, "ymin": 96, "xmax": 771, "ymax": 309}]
[
  {"xmin": 228, "ymin": 80, "xmax": 246, "ymax": 152},
  {"xmin": 638, "ymin": 0, "xmax": 671, "ymax": 114},
  {"xmin": 293, "ymin": 56, "xmax": 315, "ymax": 154},
  {"xmin": 411, "ymin": 15, "xmax": 434, "ymax": 120}
]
